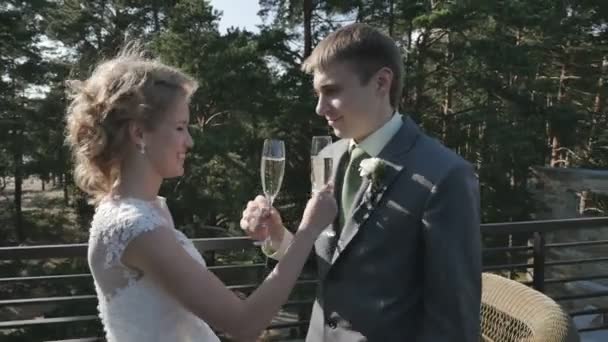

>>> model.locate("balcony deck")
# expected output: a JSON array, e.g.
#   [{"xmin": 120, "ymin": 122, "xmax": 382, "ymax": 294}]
[{"xmin": 1, "ymin": 217, "xmax": 607, "ymax": 341}]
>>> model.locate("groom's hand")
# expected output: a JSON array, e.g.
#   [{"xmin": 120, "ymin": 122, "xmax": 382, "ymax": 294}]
[{"xmin": 240, "ymin": 195, "xmax": 285, "ymax": 243}]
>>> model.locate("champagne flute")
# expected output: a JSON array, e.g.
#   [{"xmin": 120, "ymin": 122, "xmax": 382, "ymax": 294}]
[
  {"xmin": 257, "ymin": 139, "xmax": 286, "ymax": 246},
  {"xmin": 311, "ymin": 136, "xmax": 333, "ymax": 193}
]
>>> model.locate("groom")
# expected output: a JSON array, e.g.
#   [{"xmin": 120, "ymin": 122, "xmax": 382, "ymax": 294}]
[{"xmin": 241, "ymin": 23, "xmax": 481, "ymax": 341}]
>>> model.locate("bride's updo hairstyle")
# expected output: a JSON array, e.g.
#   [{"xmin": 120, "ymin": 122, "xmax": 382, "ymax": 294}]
[{"xmin": 65, "ymin": 43, "xmax": 198, "ymax": 203}]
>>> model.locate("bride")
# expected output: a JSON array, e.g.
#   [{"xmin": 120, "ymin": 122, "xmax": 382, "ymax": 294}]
[{"xmin": 65, "ymin": 46, "xmax": 337, "ymax": 341}]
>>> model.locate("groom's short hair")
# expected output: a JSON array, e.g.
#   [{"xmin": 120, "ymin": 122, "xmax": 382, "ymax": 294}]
[{"xmin": 301, "ymin": 23, "xmax": 403, "ymax": 109}]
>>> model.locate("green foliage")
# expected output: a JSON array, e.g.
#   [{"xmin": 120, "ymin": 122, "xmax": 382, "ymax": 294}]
[
  {"xmin": 0, "ymin": 0, "xmax": 604, "ymax": 237},
  {"xmin": 1, "ymin": 0, "xmax": 607, "ymax": 339},
  {"xmin": 0, "ymin": 0, "xmax": 604, "ymax": 231}
]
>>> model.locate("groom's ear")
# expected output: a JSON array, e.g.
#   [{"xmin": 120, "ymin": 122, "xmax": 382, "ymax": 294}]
[{"xmin": 374, "ymin": 67, "xmax": 393, "ymax": 98}]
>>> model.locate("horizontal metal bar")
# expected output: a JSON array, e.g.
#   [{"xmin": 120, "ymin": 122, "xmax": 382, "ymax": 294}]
[
  {"xmin": 0, "ymin": 284, "xmax": 315, "ymax": 308},
  {"xmin": 1, "ymin": 218, "xmax": 606, "ymax": 261},
  {"xmin": 483, "ymin": 263, "xmax": 533, "ymax": 271},
  {"xmin": 228, "ymin": 279, "xmax": 318, "ymax": 291},
  {"xmin": 545, "ymin": 257, "xmax": 608, "ymax": 267},
  {"xmin": 554, "ymin": 290, "xmax": 608, "ymax": 301},
  {"xmin": 207, "ymin": 263, "xmax": 265, "ymax": 271},
  {"xmin": 0, "ymin": 236, "xmax": 256, "ymax": 260},
  {"xmin": 482, "ymin": 240, "xmax": 608, "ymax": 254},
  {"xmin": 547, "ymin": 239, "xmax": 608, "ymax": 249},
  {"xmin": 545, "ymin": 273, "xmax": 608, "ymax": 284},
  {"xmin": 483, "ymin": 257, "xmax": 608, "ymax": 271},
  {"xmin": 10, "ymin": 265, "xmax": 603, "ymax": 289},
  {"xmin": 191, "ymin": 236, "xmax": 255, "ymax": 252},
  {"xmin": 0, "ymin": 295, "xmax": 96, "ymax": 307},
  {"xmin": 0, "ymin": 300, "xmax": 314, "ymax": 329},
  {"xmin": 0, "ymin": 315, "xmax": 99, "ymax": 329},
  {"xmin": 0, "ymin": 243, "xmax": 87, "ymax": 260},
  {"xmin": 0, "ymin": 263, "xmax": 266, "ymax": 283},
  {"xmin": 578, "ymin": 323, "xmax": 608, "ymax": 333},
  {"xmin": 0, "ymin": 273, "xmax": 92, "ymax": 284},
  {"xmin": 0, "ymin": 316, "xmax": 311, "ymax": 332},
  {"xmin": 570, "ymin": 307, "xmax": 608, "ymax": 317},
  {"xmin": 482, "ymin": 246, "xmax": 532, "ymax": 254},
  {"xmin": 481, "ymin": 216, "xmax": 608, "ymax": 235},
  {"xmin": 44, "ymin": 338, "xmax": 102, "ymax": 342}
]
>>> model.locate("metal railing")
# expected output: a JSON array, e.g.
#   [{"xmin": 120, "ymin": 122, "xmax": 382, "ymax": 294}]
[
  {"xmin": 1, "ymin": 217, "xmax": 607, "ymax": 340},
  {"xmin": 0, "ymin": 235, "xmax": 314, "ymax": 341},
  {"xmin": 481, "ymin": 217, "xmax": 608, "ymax": 334}
]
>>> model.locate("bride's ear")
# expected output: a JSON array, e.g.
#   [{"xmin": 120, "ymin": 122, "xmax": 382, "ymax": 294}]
[{"xmin": 128, "ymin": 120, "xmax": 146, "ymax": 150}]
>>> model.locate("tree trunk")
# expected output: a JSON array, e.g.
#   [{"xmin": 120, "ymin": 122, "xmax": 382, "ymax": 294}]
[
  {"xmin": 549, "ymin": 63, "xmax": 568, "ymax": 167},
  {"xmin": 152, "ymin": 3, "xmax": 161, "ymax": 32},
  {"xmin": 302, "ymin": 0, "xmax": 313, "ymax": 59},
  {"xmin": 413, "ymin": 30, "xmax": 429, "ymax": 115},
  {"xmin": 557, "ymin": 63, "xmax": 567, "ymax": 103},
  {"xmin": 578, "ymin": 190, "xmax": 590, "ymax": 216},
  {"xmin": 402, "ymin": 22, "xmax": 413, "ymax": 110},
  {"xmin": 594, "ymin": 57, "xmax": 607, "ymax": 114},
  {"xmin": 63, "ymin": 172, "xmax": 69, "ymax": 205},
  {"xmin": 586, "ymin": 56, "xmax": 607, "ymax": 162},
  {"xmin": 12, "ymin": 127, "xmax": 24, "ymax": 243},
  {"xmin": 95, "ymin": 0, "xmax": 107, "ymax": 49},
  {"xmin": 388, "ymin": 0, "xmax": 395, "ymax": 38},
  {"xmin": 550, "ymin": 135, "xmax": 561, "ymax": 167},
  {"xmin": 442, "ymin": 33, "xmax": 453, "ymax": 143}
]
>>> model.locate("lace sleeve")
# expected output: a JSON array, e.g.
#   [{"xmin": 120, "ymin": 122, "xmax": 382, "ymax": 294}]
[{"xmin": 97, "ymin": 200, "xmax": 168, "ymax": 269}]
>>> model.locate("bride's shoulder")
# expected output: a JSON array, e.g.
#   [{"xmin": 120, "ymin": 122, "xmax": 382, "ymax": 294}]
[{"xmin": 91, "ymin": 196, "xmax": 167, "ymax": 237}]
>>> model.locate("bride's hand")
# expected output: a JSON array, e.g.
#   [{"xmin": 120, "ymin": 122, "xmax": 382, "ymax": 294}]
[
  {"xmin": 298, "ymin": 184, "xmax": 337, "ymax": 236},
  {"xmin": 240, "ymin": 195, "xmax": 284, "ymax": 243}
]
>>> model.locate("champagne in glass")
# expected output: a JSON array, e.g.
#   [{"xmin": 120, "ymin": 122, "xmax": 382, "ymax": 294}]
[
  {"xmin": 257, "ymin": 139, "xmax": 285, "ymax": 245},
  {"xmin": 311, "ymin": 136, "xmax": 333, "ymax": 193},
  {"xmin": 261, "ymin": 157, "xmax": 285, "ymax": 205}
]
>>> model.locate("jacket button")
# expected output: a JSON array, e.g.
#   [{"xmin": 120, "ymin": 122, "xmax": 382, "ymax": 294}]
[{"xmin": 327, "ymin": 319, "xmax": 337, "ymax": 329}]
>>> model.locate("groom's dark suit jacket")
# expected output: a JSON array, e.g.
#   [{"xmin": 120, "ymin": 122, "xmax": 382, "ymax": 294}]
[{"xmin": 306, "ymin": 116, "xmax": 481, "ymax": 342}]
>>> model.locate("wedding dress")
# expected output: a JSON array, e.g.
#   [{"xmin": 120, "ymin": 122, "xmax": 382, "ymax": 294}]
[{"xmin": 88, "ymin": 196, "xmax": 220, "ymax": 342}]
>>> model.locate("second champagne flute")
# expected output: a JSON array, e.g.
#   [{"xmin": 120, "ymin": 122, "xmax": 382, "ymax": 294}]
[{"xmin": 311, "ymin": 136, "xmax": 333, "ymax": 193}]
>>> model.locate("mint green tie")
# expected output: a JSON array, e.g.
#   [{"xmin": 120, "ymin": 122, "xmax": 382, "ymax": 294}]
[{"xmin": 340, "ymin": 146, "xmax": 368, "ymax": 227}]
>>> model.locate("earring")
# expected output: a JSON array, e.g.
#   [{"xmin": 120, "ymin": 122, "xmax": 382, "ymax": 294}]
[{"xmin": 139, "ymin": 143, "xmax": 146, "ymax": 155}]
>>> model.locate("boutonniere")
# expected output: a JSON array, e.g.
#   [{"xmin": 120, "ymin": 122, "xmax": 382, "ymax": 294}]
[{"xmin": 359, "ymin": 157, "xmax": 387, "ymax": 202}]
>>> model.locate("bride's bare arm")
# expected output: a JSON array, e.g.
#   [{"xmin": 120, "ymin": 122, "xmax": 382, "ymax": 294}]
[
  {"xmin": 122, "ymin": 187, "xmax": 335, "ymax": 341},
  {"xmin": 122, "ymin": 226, "xmax": 313, "ymax": 340}
]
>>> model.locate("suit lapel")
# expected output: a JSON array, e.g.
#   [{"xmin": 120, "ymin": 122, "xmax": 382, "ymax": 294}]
[{"xmin": 330, "ymin": 116, "xmax": 422, "ymax": 265}]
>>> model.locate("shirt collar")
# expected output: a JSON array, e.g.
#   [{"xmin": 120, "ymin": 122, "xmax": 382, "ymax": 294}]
[{"xmin": 349, "ymin": 112, "xmax": 403, "ymax": 157}]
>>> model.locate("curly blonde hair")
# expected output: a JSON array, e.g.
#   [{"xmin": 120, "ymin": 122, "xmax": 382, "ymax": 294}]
[{"xmin": 65, "ymin": 45, "xmax": 198, "ymax": 203}]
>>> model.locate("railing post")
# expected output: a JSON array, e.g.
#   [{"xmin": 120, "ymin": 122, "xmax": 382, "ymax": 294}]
[
  {"xmin": 207, "ymin": 251, "xmax": 216, "ymax": 267},
  {"xmin": 532, "ymin": 232, "xmax": 546, "ymax": 292}
]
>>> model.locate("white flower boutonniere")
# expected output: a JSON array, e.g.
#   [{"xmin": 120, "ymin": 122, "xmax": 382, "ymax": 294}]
[{"xmin": 359, "ymin": 157, "xmax": 387, "ymax": 195}]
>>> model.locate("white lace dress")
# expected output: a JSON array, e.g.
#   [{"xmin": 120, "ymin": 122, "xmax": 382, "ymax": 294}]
[{"xmin": 88, "ymin": 196, "xmax": 220, "ymax": 342}]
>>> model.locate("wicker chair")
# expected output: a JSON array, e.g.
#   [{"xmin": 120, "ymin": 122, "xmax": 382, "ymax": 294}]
[{"xmin": 480, "ymin": 273, "xmax": 580, "ymax": 342}]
